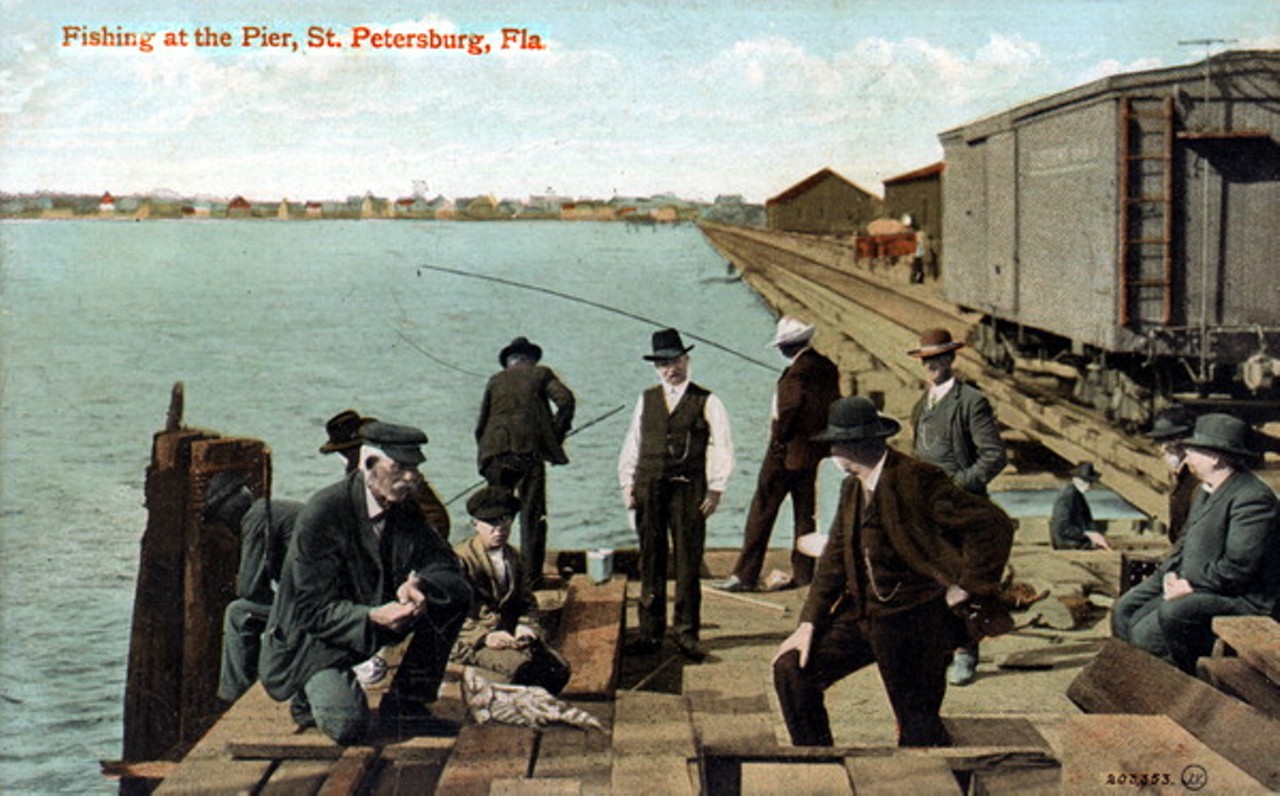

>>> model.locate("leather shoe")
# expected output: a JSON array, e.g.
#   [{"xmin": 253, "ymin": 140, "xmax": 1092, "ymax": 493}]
[
  {"xmin": 711, "ymin": 575, "xmax": 751, "ymax": 593},
  {"xmin": 674, "ymin": 635, "xmax": 706, "ymax": 662}
]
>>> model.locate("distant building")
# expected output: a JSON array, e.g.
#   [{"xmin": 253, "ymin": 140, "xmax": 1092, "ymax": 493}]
[
  {"xmin": 882, "ymin": 161, "xmax": 943, "ymax": 263},
  {"xmin": 766, "ymin": 168, "xmax": 881, "ymax": 234},
  {"xmin": 305, "ymin": 201, "xmax": 324, "ymax": 219},
  {"xmin": 99, "ymin": 192, "xmax": 115, "ymax": 215},
  {"xmin": 228, "ymin": 196, "xmax": 252, "ymax": 218}
]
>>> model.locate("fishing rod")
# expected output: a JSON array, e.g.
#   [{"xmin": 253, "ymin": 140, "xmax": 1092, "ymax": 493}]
[
  {"xmin": 388, "ymin": 322, "xmax": 490, "ymax": 379},
  {"xmin": 444, "ymin": 402, "xmax": 629, "ymax": 506},
  {"xmin": 415, "ymin": 263, "xmax": 777, "ymax": 371}
]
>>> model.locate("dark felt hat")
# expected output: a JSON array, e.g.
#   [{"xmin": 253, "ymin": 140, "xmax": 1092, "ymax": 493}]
[
  {"xmin": 499, "ymin": 336, "xmax": 543, "ymax": 367},
  {"xmin": 1183, "ymin": 413, "xmax": 1256, "ymax": 458},
  {"xmin": 319, "ymin": 409, "xmax": 378, "ymax": 454},
  {"xmin": 812, "ymin": 396, "xmax": 901, "ymax": 443},
  {"xmin": 1070, "ymin": 462, "xmax": 1102, "ymax": 482},
  {"xmin": 907, "ymin": 327, "xmax": 965, "ymax": 358},
  {"xmin": 360, "ymin": 421, "xmax": 428, "ymax": 465},
  {"xmin": 466, "ymin": 485, "xmax": 522, "ymax": 522},
  {"xmin": 1144, "ymin": 413, "xmax": 1192, "ymax": 442},
  {"xmin": 204, "ymin": 470, "xmax": 252, "ymax": 519},
  {"xmin": 643, "ymin": 328, "xmax": 694, "ymax": 361}
]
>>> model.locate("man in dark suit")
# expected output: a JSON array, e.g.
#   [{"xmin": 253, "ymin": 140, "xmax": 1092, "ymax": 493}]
[
  {"xmin": 773, "ymin": 396, "xmax": 1013, "ymax": 747},
  {"xmin": 204, "ymin": 471, "xmax": 306, "ymax": 703},
  {"xmin": 260, "ymin": 421, "xmax": 472, "ymax": 744},
  {"xmin": 1050, "ymin": 462, "xmax": 1112, "ymax": 550},
  {"xmin": 475, "ymin": 337, "xmax": 576, "ymax": 588},
  {"xmin": 1113, "ymin": 413, "xmax": 1278, "ymax": 673},
  {"xmin": 1144, "ymin": 411, "xmax": 1197, "ymax": 545},
  {"xmin": 715, "ymin": 316, "xmax": 840, "ymax": 592},
  {"xmin": 907, "ymin": 327, "xmax": 1008, "ymax": 686}
]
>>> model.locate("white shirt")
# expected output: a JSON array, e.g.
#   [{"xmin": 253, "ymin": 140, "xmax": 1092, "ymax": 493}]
[
  {"xmin": 617, "ymin": 378, "xmax": 735, "ymax": 493},
  {"xmin": 927, "ymin": 377, "xmax": 956, "ymax": 409},
  {"xmin": 856, "ymin": 449, "xmax": 889, "ymax": 503},
  {"xmin": 363, "ymin": 482, "xmax": 386, "ymax": 539}
]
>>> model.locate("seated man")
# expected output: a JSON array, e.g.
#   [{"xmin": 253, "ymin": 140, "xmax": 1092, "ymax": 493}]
[
  {"xmin": 1050, "ymin": 462, "xmax": 1112, "ymax": 550},
  {"xmin": 260, "ymin": 421, "xmax": 473, "ymax": 743},
  {"xmin": 204, "ymin": 471, "xmax": 305, "ymax": 703},
  {"xmin": 1113, "ymin": 413, "xmax": 1278, "ymax": 673},
  {"xmin": 451, "ymin": 486, "xmax": 570, "ymax": 694}
]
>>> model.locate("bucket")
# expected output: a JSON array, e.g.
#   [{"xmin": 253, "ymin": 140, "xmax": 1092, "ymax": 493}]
[{"xmin": 586, "ymin": 548, "xmax": 614, "ymax": 584}]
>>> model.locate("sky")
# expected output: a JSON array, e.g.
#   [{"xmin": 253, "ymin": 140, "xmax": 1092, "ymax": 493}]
[{"xmin": 1, "ymin": 0, "xmax": 1276, "ymax": 203}]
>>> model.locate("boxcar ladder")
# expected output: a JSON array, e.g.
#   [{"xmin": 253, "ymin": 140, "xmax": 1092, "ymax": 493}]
[{"xmin": 1118, "ymin": 95, "xmax": 1175, "ymax": 327}]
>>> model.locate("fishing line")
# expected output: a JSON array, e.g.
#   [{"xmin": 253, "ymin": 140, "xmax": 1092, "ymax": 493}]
[
  {"xmin": 444, "ymin": 403, "xmax": 629, "ymax": 506},
  {"xmin": 387, "ymin": 289, "xmax": 490, "ymax": 379},
  {"xmin": 415, "ymin": 263, "xmax": 777, "ymax": 371}
]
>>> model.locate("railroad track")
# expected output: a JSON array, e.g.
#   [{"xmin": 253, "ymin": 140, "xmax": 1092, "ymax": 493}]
[{"xmin": 700, "ymin": 222, "xmax": 1170, "ymax": 520}]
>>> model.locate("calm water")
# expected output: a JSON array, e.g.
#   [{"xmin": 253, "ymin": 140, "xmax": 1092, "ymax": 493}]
[{"xmin": 0, "ymin": 219, "xmax": 809, "ymax": 793}]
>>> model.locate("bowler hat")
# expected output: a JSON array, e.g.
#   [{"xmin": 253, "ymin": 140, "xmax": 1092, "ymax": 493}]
[
  {"xmin": 1070, "ymin": 462, "xmax": 1102, "ymax": 482},
  {"xmin": 499, "ymin": 336, "xmax": 543, "ymax": 367},
  {"xmin": 1183, "ymin": 413, "xmax": 1255, "ymax": 458},
  {"xmin": 812, "ymin": 396, "xmax": 901, "ymax": 443},
  {"xmin": 204, "ymin": 470, "xmax": 252, "ymax": 519},
  {"xmin": 1143, "ymin": 413, "xmax": 1192, "ymax": 443},
  {"xmin": 769, "ymin": 316, "xmax": 816, "ymax": 348},
  {"xmin": 907, "ymin": 328, "xmax": 965, "ymax": 358},
  {"xmin": 643, "ymin": 328, "xmax": 694, "ymax": 361},
  {"xmin": 320, "ymin": 409, "xmax": 377, "ymax": 454},
  {"xmin": 466, "ymin": 486, "xmax": 522, "ymax": 522},
  {"xmin": 360, "ymin": 421, "xmax": 428, "ymax": 465}
]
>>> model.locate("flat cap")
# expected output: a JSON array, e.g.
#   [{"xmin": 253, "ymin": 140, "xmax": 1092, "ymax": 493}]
[
  {"xmin": 466, "ymin": 486, "xmax": 521, "ymax": 522},
  {"xmin": 360, "ymin": 420, "xmax": 428, "ymax": 465}
]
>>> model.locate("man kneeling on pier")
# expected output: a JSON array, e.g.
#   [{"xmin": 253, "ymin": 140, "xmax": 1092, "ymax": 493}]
[
  {"xmin": 260, "ymin": 421, "xmax": 472, "ymax": 744},
  {"xmin": 772, "ymin": 397, "xmax": 1013, "ymax": 747},
  {"xmin": 450, "ymin": 486, "xmax": 571, "ymax": 694}
]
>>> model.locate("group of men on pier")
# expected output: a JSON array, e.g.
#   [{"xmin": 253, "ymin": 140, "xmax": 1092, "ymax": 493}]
[{"xmin": 203, "ymin": 315, "xmax": 1277, "ymax": 749}]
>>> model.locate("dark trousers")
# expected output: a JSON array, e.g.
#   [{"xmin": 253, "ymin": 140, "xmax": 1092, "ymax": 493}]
[
  {"xmin": 1112, "ymin": 573, "xmax": 1257, "ymax": 673},
  {"xmin": 773, "ymin": 598, "xmax": 956, "ymax": 747},
  {"xmin": 218, "ymin": 597, "xmax": 271, "ymax": 702},
  {"xmin": 635, "ymin": 477, "xmax": 706, "ymax": 642},
  {"xmin": 483, "ymin": 453, "xmax": 549, "ymax": 588},
  {"xmin": 732, "ymin": 456, "xmax": 819, "ymax": 587}
]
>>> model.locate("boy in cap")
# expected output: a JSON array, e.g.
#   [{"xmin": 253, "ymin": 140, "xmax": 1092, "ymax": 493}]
[
  {"xmin": 1050, "ymin": 462, "xmax": 1112, "ymax": 550},
  {"xmin": 260, "ymin": 421, "xmax": 472, "ymax": 743},
  {"xmin": 716, "ymin": 316, "xmax": 840, "ymax": 593},
  {"xmin": 1113, "ymin": 413, "xmax": 1278, "ymax": 673},
  {"xmin": 772, "ymin": 396, "xmax": 1013, "ymax": 747},
  {"xmin": 450, "ymin": 486, "xmax": 571, "ymax": 694},
  {"xmin": 618, "ymin": 328, "xmax": 735, "ymax": 661}
]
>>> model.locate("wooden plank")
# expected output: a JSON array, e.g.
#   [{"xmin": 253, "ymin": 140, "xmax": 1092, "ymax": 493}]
[
  {"xmin": 1213, "ymin": 616, "xmax": 1280, "ymax": 684},
  {"xmin": 969, "ymin": 766, "xmax": 1061, "ymax": 795},
  {"xmin": 742, "ymin": 762, "xmax": 851, "ymax": 794},
  {"xmin": 611, "ymin": 755, "xmax": 694, "ymax": 794},
  {"xmin": 1058, "ymin": 714, "xmax": 1269, "ymax": 793},
  {"xmin": 942, "ymin": 717, "xmax": 1050, "ymax": 750},
  {"xmin": 317, "ymin": 746, "xmax": 379, "ymax": 796},
  {"xmin": 490, "ymin": 777, "xmax": 584, "ymax": 795},
  {"xmin": 1067, "ymin": 638, "xmax": 1280, "ymax": 790},
  {"xmin": 433, "ymin": 723, "xmax": 537, "ymax": 796},
  {"xmin": 534, "ymin": 701, "xmax": 614, "ymax": 792},
  {"xmin": 686, "ymin": 662, "xmax": 777, "ymax": 749},
  {"xmin": 844, "ymin": 755, "xmax": 961, "ymax": 794},
  {"xmin": 557, "ymin": 575, "xmax": 627, "ymax": 700},
  {"xmin": 367, "ymin": 760, "xmax": 443, "ymax": 796},
  {"xmin": 260, "ymin": 759, "xmax": 334, "ymax": 796},
  {"xmin": 100, "ymin": 760, "xmax": 181, "ymax": 780},
  {"xmin": 611, "ymin": 691, "xmax": 695, "ymax": 757},
  {"xmin": 1197, "ymin": 657, "xmax": 1280, "ymax": 720},
  {"xmin": 154, "ymin": 759, "xmax": 273, "ymax": 794}
]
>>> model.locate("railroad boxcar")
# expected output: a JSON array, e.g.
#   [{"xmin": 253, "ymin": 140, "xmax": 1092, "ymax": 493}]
[{"xmin": 939, "ymin": 50, "xmax": 1279, "ymax": 425}]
